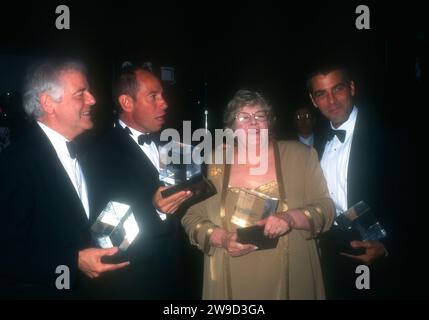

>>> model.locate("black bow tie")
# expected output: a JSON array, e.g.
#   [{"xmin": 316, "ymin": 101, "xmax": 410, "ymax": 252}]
[
  {"xmin": 138, "ymin": 133, "xmax": 158, "ymax": 145},
  {"xmin": 124, "ymin": 126, "xmax": 158, "ymax": 145},
  {"xmin": 66, "ymin": 141, "xmax": 78, "ymax": 159},
  {"xmin": 327, "ymin": 128, "xmax": 346, "ymax": 143}
]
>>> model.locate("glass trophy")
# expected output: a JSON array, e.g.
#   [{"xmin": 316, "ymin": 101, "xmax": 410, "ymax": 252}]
[
  {"xmin": 335, "ymin": 200, "xmax": 387, "ymax": 241},
  {"xmin": 233, "ymin": 189, "xmax": 280, "ymax": 250},
  {"xmin": 91, "ymin": 201, "xmax": 139, "ymax": 251},
  {"xmin": 231, "ymin": 189, "xmax": 279, "ymax": 228},
  {"xmin": 158, "ymin": 141, "xmax": 216, "ymax": 205},
  {"xmin": 331, "ymin": 201, "xmax": 388, "ymax": 255}
]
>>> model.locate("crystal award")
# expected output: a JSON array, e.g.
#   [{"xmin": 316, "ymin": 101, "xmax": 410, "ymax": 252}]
[
  {"xmin": 231, "ymin": 188, "xmax": 279, "ymax": 228},
  {"xmin": 233, "ymin": 189, "xmax": 280, "ymax": 250},
  {"xmin": 158, "ymin": 141, "xmax": 216, "ymax": 205},
  {"xmin": 91, "ymin": 201, "xmax": 139, "ymax": 251},
  {"xmin": 335, "ymin": 200, "xmax": 387, "ymax": 241},
  {"xmin": 330, "ymin": 201, "xmax": 388, "ymax": 255}
]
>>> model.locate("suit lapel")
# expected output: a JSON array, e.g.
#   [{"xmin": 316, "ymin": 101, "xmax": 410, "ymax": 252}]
[
  {"xmin": 347, "ymin": 110, "xmax": 371, "ymax": 207},
  {"xmin": 317, "ymin": 110, "xmax": 367, "ymax": 208},
  {"xmin": 114, "ymin": 126, "xmax": 160, "ymax": 183},
  {"xmin": 315, "ymin": 121, "xmax": 331, "ymax": 160},
  {"xmin": 31, "ymin": 125, "xmax": 88, "ymax": 225},
  {"xmin": 347, "ymin": 113, "xmax": 359, "ymax": 206}
]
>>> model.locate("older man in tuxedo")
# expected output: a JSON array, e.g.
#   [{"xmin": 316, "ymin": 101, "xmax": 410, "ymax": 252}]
[{"xmin": 0, "ymin": 60, "xmax": 129, "ymax": 299}]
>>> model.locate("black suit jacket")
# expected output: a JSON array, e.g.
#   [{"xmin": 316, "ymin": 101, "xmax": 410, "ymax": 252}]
[
  {"xmin": 316, "ymin": 109, "xmax": 392, "ymax": 236},
  {"xmin": 0, "ymin": 124, "xmax": 91, "ymax": 299},
  {"xmin": 317, "ymin": 108, "xmax": 395, "ymax": 298},
  {"xmin": 81, "ymin": 126, "xmax": 186, "ymax": 299}
]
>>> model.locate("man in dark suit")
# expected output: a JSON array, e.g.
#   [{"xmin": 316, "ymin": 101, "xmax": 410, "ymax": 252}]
[
  {"xmin": 307, "ymin": 64, "xmax": 394, "ymax": 299},
  {"xmin": 0, "ymin": 60, "xmax": 129, "ymax": 299},
  {"xmin": 293, "ymin": 105, "xmax": 323, "ymax": 149},
  {"xmin": 81, "ymin": 64, "xmax": 194, "ymax": 299}
]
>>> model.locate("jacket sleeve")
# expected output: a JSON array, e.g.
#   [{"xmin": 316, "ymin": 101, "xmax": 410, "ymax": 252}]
[
  {"xmin": 0, "ymin": 149, "xmax": 80, "ymax": 290},
  {"xmin": 298, "ymin": 147, "xmax": 336, "ymax": 240},
  {"xmin": 181, "ymin": 165, "xmax": 223, "ymax": 256}
]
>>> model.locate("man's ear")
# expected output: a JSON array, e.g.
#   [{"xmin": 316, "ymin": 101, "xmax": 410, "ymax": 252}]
[
  {"xmin": 350, "ymin": 80, "xmax": 356, "ymax": 97},
  {"xmin": 39, "ymin": 93, "xmax": 56, "ymax": 114},
  {"xmin": 118, "ymin": 94, "xmax": 134, "ymax": 113}
]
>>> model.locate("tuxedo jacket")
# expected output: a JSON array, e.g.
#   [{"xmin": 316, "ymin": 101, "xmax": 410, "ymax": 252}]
[
  {"xmin": 315, "ymin": 108, "xmax": 391, "ymax": 233},
  {"xmin": 316, "ymin": 108, "xmax": 396, "ymax": 298},
  {"xmin": 0, "ymin": 124, "xmax": 91, "ymax": 299},
  {"xmin": 81, "ymin": 126, "xmax": 186, "ymax": 299}
]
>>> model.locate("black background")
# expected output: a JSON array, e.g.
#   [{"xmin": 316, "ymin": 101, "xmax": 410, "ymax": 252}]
[{"xmin": 1, "ymin": 1, "xmax": 425, "ymax": 135}]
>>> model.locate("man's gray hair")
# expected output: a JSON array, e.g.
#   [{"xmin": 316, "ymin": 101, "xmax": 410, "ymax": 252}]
[{"xmin": 22, "ymin": 59, "xmax": 87, "ymax": 119}]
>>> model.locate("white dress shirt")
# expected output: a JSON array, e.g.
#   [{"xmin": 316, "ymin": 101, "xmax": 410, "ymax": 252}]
[
  {"xmin": 320, "ymin": 106, "xmax": 358, "ymax": 216},
  {"xmin": 298, "ymin": 133, "xmax": 314, "ymax": 147},
  {"xmin": 37, "ymin": 122, "xmax": 90, "ymax": 219},
  {"xmin": 117, "ymin": 120, "xmax": 166, "ymax": 221}
]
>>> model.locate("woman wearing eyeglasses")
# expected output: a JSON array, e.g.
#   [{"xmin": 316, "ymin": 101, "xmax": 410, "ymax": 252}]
[{"xmin": 182, "ymin": 90, "xmax": 335, "ymax": 299}]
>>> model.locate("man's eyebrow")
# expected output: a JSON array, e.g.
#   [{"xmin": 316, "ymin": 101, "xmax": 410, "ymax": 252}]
[
  {"xmin": 313, "ymin": 82, "xmax": 346, "ymax": 94},
  {"xmin": 313, "ymin": 89, "xmax": 326, "ymax": 94},
  {"xmin": 72, "ymin": 88, "xmax": 86, "ymax": 95},
  {"xmin": 334, "ymin": 82, "xmax": 347, "ymax": 87},
  {"xmin": 146, "ymin": 89, "xmax": 161, "ymax": 95}
]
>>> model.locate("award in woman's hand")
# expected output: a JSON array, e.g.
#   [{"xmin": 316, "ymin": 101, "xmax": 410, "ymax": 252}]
[
  {"xmin": 231, "ymin": 189, "xmax": 279, "ymax": 227},
  {"xmin": 233, "ymin": 189, "xmax": 280, "ymax": 250}
]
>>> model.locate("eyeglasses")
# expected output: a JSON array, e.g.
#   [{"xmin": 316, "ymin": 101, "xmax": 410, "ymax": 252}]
[
  {"xmin": 235, "ymin": 111, "xmax": 268, "ymax": 123},
  {"xmin": 295, "ymin": 113, "xmax": 312, "ymax": 121}
]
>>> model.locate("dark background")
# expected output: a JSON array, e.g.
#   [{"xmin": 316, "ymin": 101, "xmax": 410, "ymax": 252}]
[
  {"xmin": 1, "ymin": 2, "xmax": 425, "ymax": 136},
  {"xmin": 0, "ymin": 1, "xmax": 426, "ymax": 298}
]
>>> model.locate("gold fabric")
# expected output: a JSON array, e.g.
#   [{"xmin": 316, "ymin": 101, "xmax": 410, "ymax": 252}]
[
  {"xmin": 182, "ymin": 140, "xmax": 335, "ymax": 299},
  {"xmin": 228, "ymin": 182, "xmax": 284, "ymax": 299}
]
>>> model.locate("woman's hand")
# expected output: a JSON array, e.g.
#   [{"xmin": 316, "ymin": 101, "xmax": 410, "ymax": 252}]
[
  {"xmin": 210, "ymin": 228, "xmax": 258, "ymax": 257},
  {"xmin": 256, "ymin": 212, "xmax": 295, "ymax": 238},
  {"xmin": 256, "ymin": 208, "xmax": 312, "ymax": 238}
]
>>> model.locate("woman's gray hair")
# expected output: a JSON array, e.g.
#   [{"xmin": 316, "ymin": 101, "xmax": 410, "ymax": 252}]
[
  {"xmin": 22, "ymin": 59, "xmax": 87, "ymax": 119},
  {"xmin": 223, "ymin": 89, "xmax": 275, "ymax": 130}
]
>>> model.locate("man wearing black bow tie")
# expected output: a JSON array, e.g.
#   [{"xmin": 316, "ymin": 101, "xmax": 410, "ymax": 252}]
[
  {"xmin": 307, "ymin": 64, "xmax": 393, "ymax": 299},
  {"xmin": 81, "ymin": 64, "xmax": 193, "ymax": 299},
  {"xmin": 0, "ymin": 60, "xmax": 129, "ymax": 299}
]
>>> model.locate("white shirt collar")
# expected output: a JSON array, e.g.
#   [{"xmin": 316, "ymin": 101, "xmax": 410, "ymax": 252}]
[
  {"xmin": 116, "ymin": 120, "xmax": 165, "ymax": 221},
  {"xmin": 330, "ymin": 106, "xmax": 358, "ymax": 141},
  {"xmin": 298, "ymin": 133, "xmax": 314, "ymax": 147},
  {"xmin": 118, "ymin": 119, "xmax": 150, "ymax": 138},
  {"xmin": 37, "ymin": 121, "xmax": 73, "ymax": 159}
]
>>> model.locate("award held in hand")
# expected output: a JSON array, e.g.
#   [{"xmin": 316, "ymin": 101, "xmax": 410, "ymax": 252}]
[
  {"xmin": 159, "ymin": 141, "xmax": 216, "ymax": 206},
  {"xmin": 232, "ymin": 188, "xmax": 280, "ymax": 250},
  {"xmin": 335, "ymin": 200, "xmax": 387, "ymax": 255},
  {"xmin": 91, "ymin": 201, "xmax": 139, "ymax": 251},
  {"xmin": 236, "ymin": 225, "xmax": 279, "ymax": 250}
]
